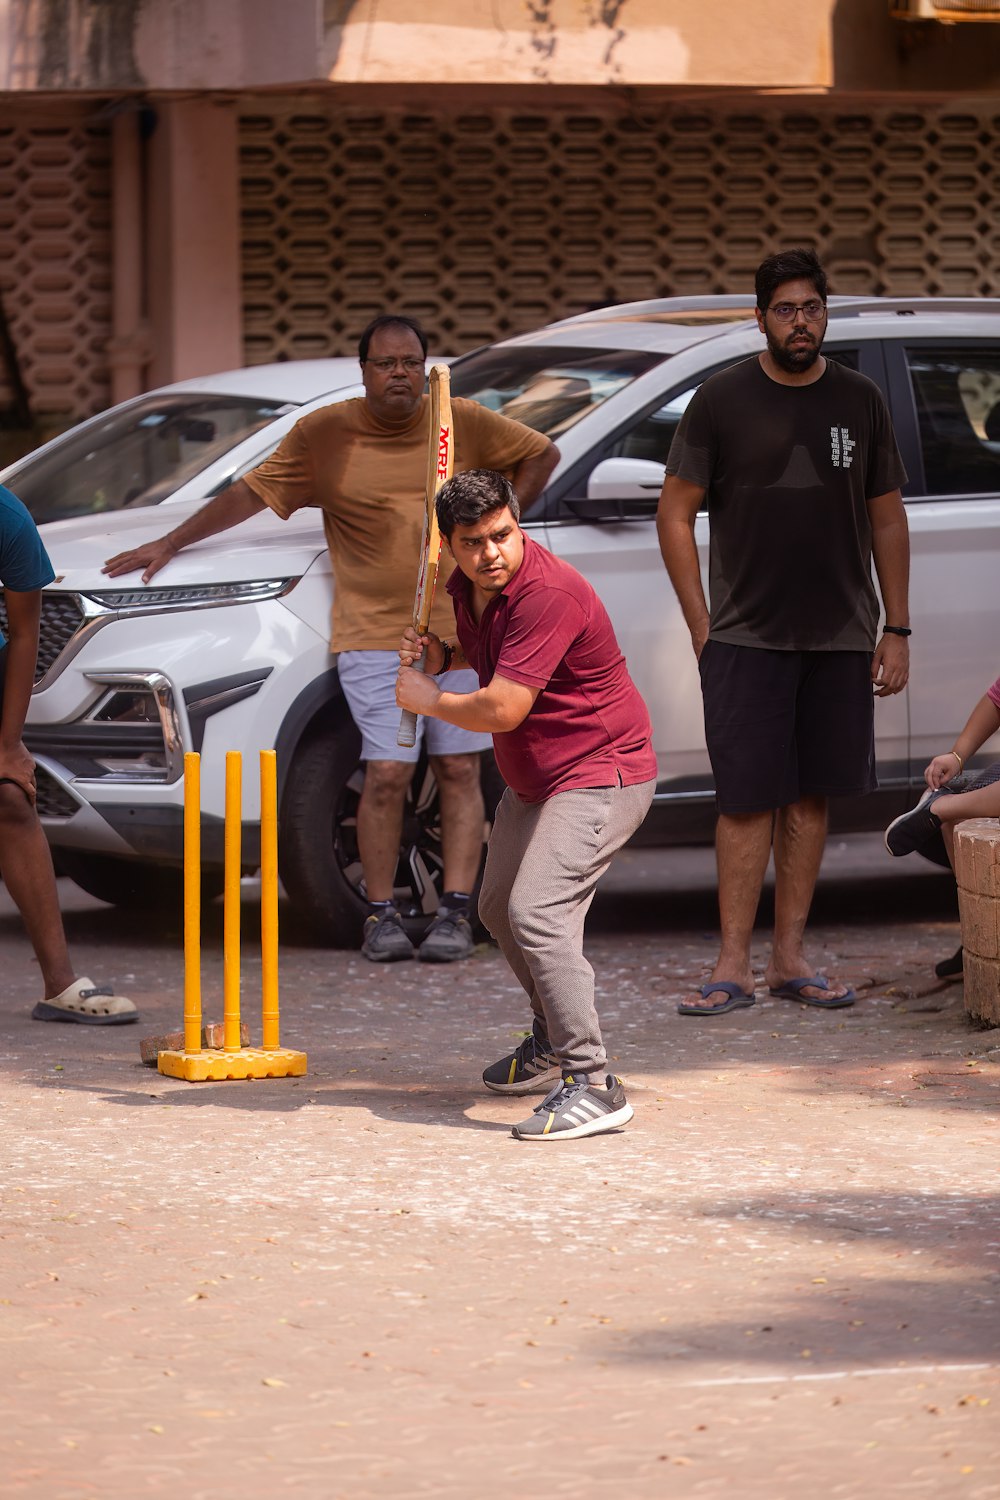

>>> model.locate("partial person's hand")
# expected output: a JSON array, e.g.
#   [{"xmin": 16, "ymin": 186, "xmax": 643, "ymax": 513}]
[
  {"xmin": 102, "ymin": 537, "xmax": 178, "ymax": 582},
  {"xmin": 871, "ymin": 633, "xmax": 909, "ymax": 697},
  {"xmin": 399, "ymin": 627, "xmax": 443, "ymax": 673},
  {"xmin": 925, "ymin": 751, "xmax": 962, "ymax": 790},
  {"xmin": 690, "ymin": 619, "xmax": 710, "ymax": 660},
  {"xmin": 396, "ymin": 664, "xmax": 442, "ymax": 716},
  {"xmin": 0, "ymin": 742, "xmax": 37, "ymax": 805}
]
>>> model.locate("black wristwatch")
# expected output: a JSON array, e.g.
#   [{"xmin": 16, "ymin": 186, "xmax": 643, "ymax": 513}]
[
  {"xmin": 439, "ymin": 640, "xmax": 454, "ymax": 673},
  {"xmin": 882, "ymin": 625, "xmax": 912, "ymax": 637}
]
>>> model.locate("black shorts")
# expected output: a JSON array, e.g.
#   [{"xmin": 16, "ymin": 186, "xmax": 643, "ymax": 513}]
[{"xmin": 699, "ymin": 640, "xmax": 876, "ymax": 815}]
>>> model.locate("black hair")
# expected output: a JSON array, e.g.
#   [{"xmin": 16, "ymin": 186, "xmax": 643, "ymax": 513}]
[
  {"xmin": 755, "ymin": 248, "xmax": 828, "ymax": 312},
  {"xmin": 435, "ymin": 469, "xmax": 521, "ymax": 540},
  {"xmin": 357, "ymin": 315, "xmax": 428, "ymax": 362}
]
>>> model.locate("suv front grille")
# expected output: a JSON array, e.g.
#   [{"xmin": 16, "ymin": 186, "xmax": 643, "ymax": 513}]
[
  {"xmin": 0, "ymin": 593, "xmax": 87, "ymax": 682},
  {"xmin": 34, "ymin": 766, "xmax": 78, "ymax": 819}
]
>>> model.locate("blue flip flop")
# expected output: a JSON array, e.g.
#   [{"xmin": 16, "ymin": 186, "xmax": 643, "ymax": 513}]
[
  {"xmin": 769, "ymin": 976, "xmax": 855, "ymax": 1009},
  {"xmin": 678, "ymin": 981, "xmax": 756, "ymax": 1016}
]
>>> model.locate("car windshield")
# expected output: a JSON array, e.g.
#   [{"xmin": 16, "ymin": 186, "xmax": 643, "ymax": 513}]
[
  {"xmin": 449, "ymin": 346, "xmax": 666, "ymax": 438},
  {"xmin": 7, "ymin": 393, "xmax": 295, "ymax": 524}
]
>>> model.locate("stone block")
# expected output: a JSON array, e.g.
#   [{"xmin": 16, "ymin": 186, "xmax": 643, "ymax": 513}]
[
  {"xmin": 963, "ymin": 953, "xmax": 1000, "ymax": 1026},
  {"xmin": 956, "ymin": 820, "xmax": 1000, "ymax": 899},
  {"xmin": 957, "ymin": 821, "xmax": 1000, "ymax": 1026},
  {"xmin": 139, "ymin": 1022, "xmax": 250, "ymax": 1065},
  {"xmin": 957, "ymin": 887, "xmax": 1000, "ymax": 959}
]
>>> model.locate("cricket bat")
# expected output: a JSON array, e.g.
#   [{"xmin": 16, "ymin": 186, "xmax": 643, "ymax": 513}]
[{"xmin": 397, "ymin": 363, "xmax": 454, "ymax": 748}]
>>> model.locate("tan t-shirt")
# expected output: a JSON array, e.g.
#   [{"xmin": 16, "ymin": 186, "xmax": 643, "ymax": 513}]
[{"xmin": 243, "ymin": 396, "xmax": 550, "ymax": 651}]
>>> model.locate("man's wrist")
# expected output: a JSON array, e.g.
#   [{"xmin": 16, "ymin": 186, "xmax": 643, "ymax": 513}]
[
  {"xmin": 881, "ymin": 624, "xmax": 911, "ymax": 637},
  {"xmin": 439, "ymin": 640, "xmax": 454, "ymax": 674}
]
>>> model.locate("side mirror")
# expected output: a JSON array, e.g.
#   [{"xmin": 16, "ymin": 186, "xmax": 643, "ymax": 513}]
[{"xmin": 564, "ymin": 457, "xmax": 665, "ymax": 521}]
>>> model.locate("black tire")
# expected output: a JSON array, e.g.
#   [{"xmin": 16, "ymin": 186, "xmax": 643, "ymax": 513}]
[
  {"xmin": 56, "ymin": 850, "xmax": 223, "ymax": 912},
  {"xmin": 278, "ymin": 705, "xmax": 505, "ymax": 947}
]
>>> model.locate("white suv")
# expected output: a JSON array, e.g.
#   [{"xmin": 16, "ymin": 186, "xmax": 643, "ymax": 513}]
[{"xmin": 5, "ymin": 299, "xmax": 1000, "ymax": 941}]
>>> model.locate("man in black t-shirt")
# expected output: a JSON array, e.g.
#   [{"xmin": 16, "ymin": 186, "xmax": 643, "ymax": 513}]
[{"xmin": 656, "ymin": 248, "xmax": 910, "ymax": 1017}]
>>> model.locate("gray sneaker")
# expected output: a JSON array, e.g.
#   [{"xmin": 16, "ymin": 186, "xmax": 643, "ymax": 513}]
[
  {"xmin": 483, "ymin": 1032, "xmax": 560, "ymax": 1094},
  {"xmin": 361, "ymin": 908, "xmax": 415, "ymax": 963},
  {"xmin": 511, "ymin": 1074, "xmax": 633, "ymax": 1142},
  {"xmin": 418, "ymin": 909, "xmax": 474, "ymax": 963}
]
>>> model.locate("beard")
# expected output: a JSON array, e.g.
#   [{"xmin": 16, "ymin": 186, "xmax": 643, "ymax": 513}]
[{"xmin": 766, "ymin": 326, "xmax": 823, "ymax": 375}]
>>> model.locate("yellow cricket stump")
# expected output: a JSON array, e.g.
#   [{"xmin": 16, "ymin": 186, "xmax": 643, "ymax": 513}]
[{"xmin": 158, "ymin": 749, "xmax": 307, "ymax": 1082}]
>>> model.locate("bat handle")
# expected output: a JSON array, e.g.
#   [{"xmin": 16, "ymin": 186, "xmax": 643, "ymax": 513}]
[{"xmin": 396, "ymin": 646, "xmax": 427, "ymax": 749}]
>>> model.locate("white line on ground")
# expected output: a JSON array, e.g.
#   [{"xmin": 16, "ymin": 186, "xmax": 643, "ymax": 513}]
[{"xmin": 688, "ymin": 1363, "xmax": 996, "ymax": 1388}]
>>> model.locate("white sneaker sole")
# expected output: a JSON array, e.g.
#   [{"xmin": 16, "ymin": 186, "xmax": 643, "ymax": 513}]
[
  {"xmin": 512, "ymin": 1101, "xmax": 634, "ymax": 1141},
  {"xmin": 483, "ymin": 1066, "xmax": 561, "ymax": 1096}
]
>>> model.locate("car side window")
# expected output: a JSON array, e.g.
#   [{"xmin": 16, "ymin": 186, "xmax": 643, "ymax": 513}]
[
  {"xmin": 614, "ymin": 388, "xmax": 694, "ymax": 465},
  {"xmin": 556, "ymin": 348, "xmax": 860, "ymax": 522},
  {"xmin": 905, "ymin": 346, "xmax": 1000, "ymax": 496},
  {"xmin": 612, "ymin": 347, "xmax": 861, "ymax": 467}
]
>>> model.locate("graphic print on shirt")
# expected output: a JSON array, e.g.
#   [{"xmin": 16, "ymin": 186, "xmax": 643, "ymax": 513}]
[{"xmin": 830, "ymin": 426, "xmax": 856, "ymax": 469}]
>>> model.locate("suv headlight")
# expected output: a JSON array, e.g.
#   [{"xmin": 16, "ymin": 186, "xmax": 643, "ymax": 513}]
[{"xmin": 82, "ymin": 578, "xmax": 299, "ymax": 613}]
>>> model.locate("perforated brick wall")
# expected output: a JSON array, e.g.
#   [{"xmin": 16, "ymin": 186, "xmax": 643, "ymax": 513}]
[
  {"xmin": 0, "ymin": 111, "xmax": 112, "ymax": 424},
  {"xmin": 239, "ymin": 100, "xmax": 1000, "ymax": 363}
]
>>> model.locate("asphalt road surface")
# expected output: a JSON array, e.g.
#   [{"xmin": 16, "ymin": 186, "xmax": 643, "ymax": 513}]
[{"xmin": 2, "ymin": 836, "xmax": 998, "ymax": 1500}]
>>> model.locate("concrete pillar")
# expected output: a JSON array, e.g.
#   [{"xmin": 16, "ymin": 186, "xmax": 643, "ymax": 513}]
[
  {"xmin": 145, "ymin": 96, "xmax": 242, "ymax": 389},
  {"xmin": 954, "ymin": 820, "xmax": 1000, "ymax": 1026}
]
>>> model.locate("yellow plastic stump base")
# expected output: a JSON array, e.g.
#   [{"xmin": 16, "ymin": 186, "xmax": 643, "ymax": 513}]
[{"xmin": 157, "ymin": 1047, "xmax": 308, "ymax": 1081}]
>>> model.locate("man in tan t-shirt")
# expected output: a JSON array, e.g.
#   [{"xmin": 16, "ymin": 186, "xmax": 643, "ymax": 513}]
[{"xmin": 103, "ymin": 314, "xmax": 559, "ymax": 963}]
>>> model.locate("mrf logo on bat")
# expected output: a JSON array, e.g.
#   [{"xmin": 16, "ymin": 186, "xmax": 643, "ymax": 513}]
[{"xmin": 437, "ymin": 425, "xmax": 451, "ymax": 481}]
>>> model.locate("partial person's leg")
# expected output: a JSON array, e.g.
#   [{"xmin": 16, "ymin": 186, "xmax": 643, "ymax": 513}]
[
  {"xmin": 932, "ymin": 782, "xmax": 1000, "ymax": 825},
  {"xmin": 767, "ymin": 651, "xmax": 874, "ymax": 1005},
  {"xmin": 420, "ymin": 676, "xmax": 493, "ymax": 961},
  {"xmin": 357, "ymin": 758, "xmax": 415, "ymax": 900},
  {"xmin": 429, "ymin": 753, "xmax": 485, "ymax": 895},
  {"xmin": 337, "ymin": 650, "xmax": 421, "ymax": 959},
  {"xmin": 505, "ymin": 781, "xmax": 654, "ymax": 1081},
  {"xmin": 478, "ymin": 788, "xmax": 545, "ymax": 1026},
  {"xmin": 505, "ymin": 782, "xmax": 652, "ymax": 1142},
  {"xmin": 0, "ymin": 784, "xmax": 74, "ymax": 997},
  {"xmin": 0, "ymin": 784, "xmax": 138, "ymax": 1022},
  {"xmin": 679, "ymin": 810, "xmax": 773, "ymax": 1012},
  {"xmin": 766, "ymin": 794, "xmax": 851, "ymax": 1002},
  {"xmin": 684, "ymin": 641, "xmax": 802, "ymax": 1014},
  {"xmin": 417, "ymin": 751, "xmax": 485, "ymax": 963}
]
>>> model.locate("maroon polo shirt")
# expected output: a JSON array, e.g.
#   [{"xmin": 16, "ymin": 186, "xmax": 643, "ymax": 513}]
[{"xmin": 446, "ymin": 533, "xmax": 657, "ymax": 803}]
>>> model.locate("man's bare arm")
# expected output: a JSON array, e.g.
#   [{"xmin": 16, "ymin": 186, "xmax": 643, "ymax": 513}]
[
  {"xmin": 397, "ymin": 666, "xmax": 538, "ymax": 734},
  {"xmin": 102, "ymin": 478, "xmax": 267, "ymax": 583},
  {"xmin": 656, "ymin": 475, "xmax": 710, "ymax": 657},
  {"xmin": 510, "ymin": 441, "xmax": 560, "ymax": 510},
  {"xmin": 868, "ymin": 488, "xmax": 910, "ymax": 697}
]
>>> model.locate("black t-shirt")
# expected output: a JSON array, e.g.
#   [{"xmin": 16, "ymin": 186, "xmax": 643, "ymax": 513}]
[{"xmin": 665, "ymin": 356, "xmax": 907, "ymax": 651}]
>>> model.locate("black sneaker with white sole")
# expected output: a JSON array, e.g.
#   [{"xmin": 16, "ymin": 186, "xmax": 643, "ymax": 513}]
[
  {"xmin": 511, "ymin": 1074, "xmax": 633, "ymax": 1142},
  {"xmin": 483, "ymin": 1031, "xmax": 561, "ymax": 1095},
  {"xmin": 885, "ymin": 788, "xmax": 945, "ymax": 857}
]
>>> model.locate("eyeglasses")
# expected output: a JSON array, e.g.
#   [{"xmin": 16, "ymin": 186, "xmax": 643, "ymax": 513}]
[
  {"xmin": 364, "ymin": 357, "xmax": 426, "ymax": 374},
  {"xmin": 768, "ymin": 300, "xmax": 827, "ymax": 324}
]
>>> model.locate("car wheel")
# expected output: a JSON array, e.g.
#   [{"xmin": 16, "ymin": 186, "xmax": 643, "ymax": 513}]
[
  {"xmin": 278, "ymin": 711, "xmax": 505, "ymax": 947},
  {"xmin": 56, "ymin": 850, "xmax": 223, "ymax": 912}
]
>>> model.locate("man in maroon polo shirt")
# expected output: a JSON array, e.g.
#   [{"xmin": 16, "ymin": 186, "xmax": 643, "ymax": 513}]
[{"xmin": 397, "ymin": 469, "xmax": 656, "ymax": 1142}]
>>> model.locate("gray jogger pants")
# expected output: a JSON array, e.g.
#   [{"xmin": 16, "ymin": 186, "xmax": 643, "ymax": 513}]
[{"xmin": 477, "ymin": 779, "xmax": 655, "ymax": 1078}]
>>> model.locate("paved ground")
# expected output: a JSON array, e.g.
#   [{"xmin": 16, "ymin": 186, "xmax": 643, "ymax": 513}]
[{"xmin": 1, "ymin": 837, "xmax": 999, "ymax": 1500}]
